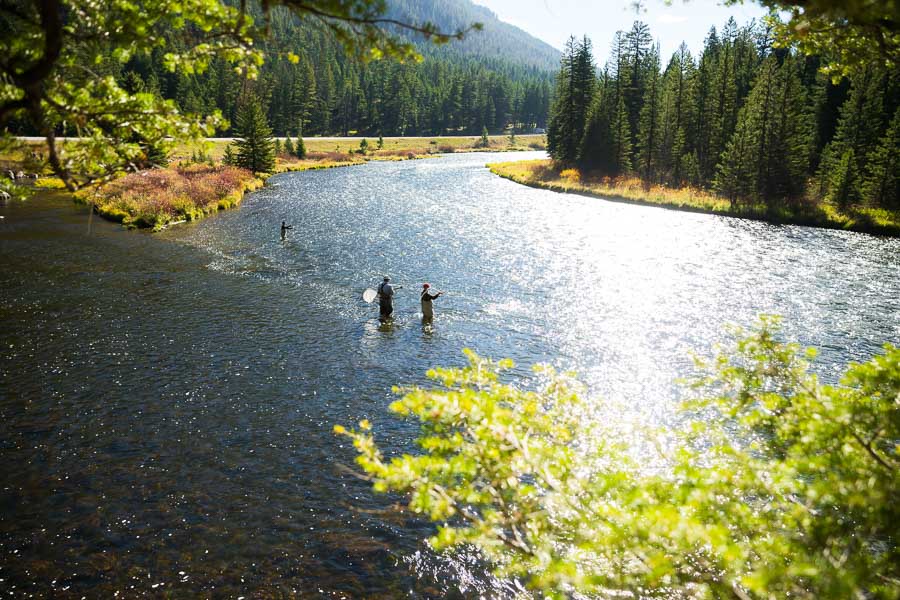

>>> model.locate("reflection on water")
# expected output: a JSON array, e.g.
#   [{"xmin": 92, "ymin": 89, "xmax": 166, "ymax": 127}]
[{"xmin": 1, "ymin": 153, "xmax": 899, "ymax": 596}]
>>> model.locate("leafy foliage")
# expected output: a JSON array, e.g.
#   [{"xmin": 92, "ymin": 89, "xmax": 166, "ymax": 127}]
[
  {"xmin": 0, "ymin": 0, "xmax": 477, "ymax": 191},
  {"xmin": 337, "ymin": 319, "xmax": 900, "ymax": 598},
  {"xmin": 733, "ymin": 0, "xmax": 900, "ymax": 80}
]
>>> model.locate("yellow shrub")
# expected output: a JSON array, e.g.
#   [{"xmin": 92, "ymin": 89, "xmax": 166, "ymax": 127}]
[{"xmin": 559, "ymin": 168, "xmax": 581, "ymax": 184}]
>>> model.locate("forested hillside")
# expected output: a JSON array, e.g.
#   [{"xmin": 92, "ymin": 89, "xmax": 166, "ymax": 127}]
[
  {"xmin": 31, "ymin": 0, "xmax": 556, "ymax": 138},
  {"xmin": 546, "ymin": 20, "xmax": 900, "ymax": 212},
  {"xmin": 387, "ymin": 0, "xmax": 561, "ymax": 71}
]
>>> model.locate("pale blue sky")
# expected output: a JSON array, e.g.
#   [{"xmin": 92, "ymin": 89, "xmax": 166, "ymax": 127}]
[{"xmin": 474, "ymin": 0, "xmax": 769, "ymax": 63}]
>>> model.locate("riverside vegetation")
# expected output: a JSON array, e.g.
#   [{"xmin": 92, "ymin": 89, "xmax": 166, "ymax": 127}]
[
  {"xmin": 25, "ymin": 131, "xmax": 543, "ymax": 230},
  {"xmin": 489, "ymin": 159, "xmax": 900, "ymax": 235},
  {"xmin": 495, "ymin": 17, "xmax": 900, "ymax": 236}
]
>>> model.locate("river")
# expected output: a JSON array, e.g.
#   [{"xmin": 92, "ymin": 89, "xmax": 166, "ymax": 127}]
[{"xmin": 1, "ymin": 151, "xmax": 898, "ymax": 597}]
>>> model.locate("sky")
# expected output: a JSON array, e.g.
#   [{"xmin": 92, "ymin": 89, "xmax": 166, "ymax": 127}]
[{"xmin": 473, "ymin": 0, "xmax": 770, "ymax": 63}]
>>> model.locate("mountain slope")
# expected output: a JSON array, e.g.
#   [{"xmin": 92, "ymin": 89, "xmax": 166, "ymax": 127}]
[{"xmin": 387, "ymin": 0, "xmax": 562, "ymax": 72}]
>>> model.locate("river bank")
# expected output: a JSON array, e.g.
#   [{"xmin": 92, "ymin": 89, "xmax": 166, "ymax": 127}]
[
  {"xmin": 17, "ymin": 135, "xmax": 545, "ymax": 230},
  {"xmin": 489, "ymin": 159, "xmax": 900, "ymax": 237}
]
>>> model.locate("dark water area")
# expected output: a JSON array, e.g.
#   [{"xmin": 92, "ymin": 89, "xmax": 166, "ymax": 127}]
[{"xmin": 1, "ymin": 152, "xmax": 898, "ymax": 597}]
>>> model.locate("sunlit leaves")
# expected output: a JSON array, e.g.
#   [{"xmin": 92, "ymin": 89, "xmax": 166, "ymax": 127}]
[
  {"xmin": 338, "ymin": 320, "xmax": 900, "ymax": 598},
  {"xmin": 1, "ymin": 0, "xmax": 474, "ymax": 189}
]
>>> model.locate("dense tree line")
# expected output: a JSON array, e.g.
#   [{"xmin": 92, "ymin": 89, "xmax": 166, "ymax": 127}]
[
  {"xmin": 102, "ymin": 8, "xmax": 552, "ymax": 138},
  {"xmin": 547, "ymin": 19, "xmax": 900, "ymax": 211}
]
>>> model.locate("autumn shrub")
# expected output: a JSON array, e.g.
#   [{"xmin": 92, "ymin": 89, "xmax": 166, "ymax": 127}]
[
  {"xmin": 306, "ymin": 151, "xmax": 354, "ymax": 162},
  {"xmin": 559, "ymin": 167, "xmax": 581, "ymax": 184},
  {"xmin": 84, "ymin": 165, "xmax": 255, "ymax": 229}
]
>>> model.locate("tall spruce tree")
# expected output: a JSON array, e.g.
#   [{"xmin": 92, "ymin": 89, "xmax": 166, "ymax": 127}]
[
  {"xmin": 817, "ymin": 66, "xmax": 890, "ymax": 207},
  {"xmin": 579, "ymin": 32, "xmax": 625, "ymax": 170},
  {"xmin": 658, "ymin": 43, "xmax": 697, "ymax": 185},
  {"xmin": 636, "ymin": 43, "xmax": 662, "ymax": 181},
  {"xmin": 859, "ymin": 106, "xmax": 900, "ymax": 208},
  {"xmin": 547, "ymin": 36, "xmax": 595, "ymax": 163},
  {"xmin": 235, "ymin": 95, "xmax": 276, "ymax": 173},
  {"xmin": 715, "ymin": 54, "xmax": 811, "ymax": 208},
  {"xmin": 295, "ymin": 131, "xmax": 307, "ymax": 159}
]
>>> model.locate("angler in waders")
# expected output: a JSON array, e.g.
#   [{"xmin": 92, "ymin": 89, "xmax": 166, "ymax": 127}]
[
  {"xmin": 376, "ymin": 276, "xmax": 402, "ymax": 321},
  {"xmin": 420, "ymin": 283, "xmax": 443, "ymax": 323}
]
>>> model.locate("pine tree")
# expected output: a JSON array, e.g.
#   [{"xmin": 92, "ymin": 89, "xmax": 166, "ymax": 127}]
[
  {"xmin": 548, "ymin": 36, "xmax": 595, "ymax": 163},
  {"xmin": 284, "ymin": 135, "xmax": 295, "ymax": 156},
  {"xmin": 623, "ymin": 21, "xmax": 653, "ymax": 167},
  {"xmin": 478, "ymin": 125, "xmax": 490, "ymax": 148},
  {"xmin": 295, "ymin": 133, "xmax": 307, "ymax": 159},
  {"xmin": 274, "ymin": 138, "xmax": 282, "ymax": 155},
  {"xmin": 827, "ymin": 148, "xmax": 857, "ymax": 208},
  {"xmin": 235, "ymin": 95, "xmax": 276, "ymax": 173},
  {"xmin": 636, "ymin": 44, "xmax": 661, "ymax": 181},
  {"xmin": 658, "ymin": 43, "xmax": 697, "ymax": 185},
  {"xmin": 715, "ymin": 55, "xmax": 811, "ymax": 208},
  {"xmin": 292, "ymin": 57, "xmax": 317, "ymax": 134},
  {"xmin": 715, "ymin": 112, "xmax": 756, "ymax": 206},
  {"xmin": 612, "ymin": 91, "xmax": 633, "ymax": 173},
  {"xmin": 859, "ymin": 107, "xmax": 900, "ymax": 208},
  {"xmin": 223, "ymin": 144, "xmax": 236, "ymax": 166},
  {"xmin": 817, "ymin": 66, "xmax": 889, "ymax": 208}
]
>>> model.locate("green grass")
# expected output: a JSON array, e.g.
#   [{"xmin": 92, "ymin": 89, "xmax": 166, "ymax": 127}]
[{"xmin": 489, "ymin": 159, "xmax": 900, "ymax": 237}]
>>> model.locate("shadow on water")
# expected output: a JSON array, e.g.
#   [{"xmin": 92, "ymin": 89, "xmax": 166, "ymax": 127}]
[{"xmin": 1, "ymin": 153, "xmax": 899, "ymax": 596}]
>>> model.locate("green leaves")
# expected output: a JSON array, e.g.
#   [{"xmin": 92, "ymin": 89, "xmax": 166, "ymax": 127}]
[
  {"xmin": 0, "ymin": 0, "xmax": 476, "ymax": 189},
  {"xmin": 337, "ymin": 320, "xmax": 900, "ymax": 598}
]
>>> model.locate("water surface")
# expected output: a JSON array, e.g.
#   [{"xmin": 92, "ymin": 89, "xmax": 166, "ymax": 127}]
[{"xmin": 1, "ymin": 152, "xmax": 898, "ymax": 597}]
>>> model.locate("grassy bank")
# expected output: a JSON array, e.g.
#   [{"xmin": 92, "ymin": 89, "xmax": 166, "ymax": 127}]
[
  {"xmin": 174, "ymin": 134, "xmax": 544, "ymax": 163},
  {"xmin": 17, "ymin": 135, "xmax": 546, "ymax": 230},
  {"xmin": 489, "ymin": 159, "xmax": 900, "ymax": 237}
]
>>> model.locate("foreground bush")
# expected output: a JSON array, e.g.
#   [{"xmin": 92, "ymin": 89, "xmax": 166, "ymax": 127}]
[
  {"xmin": 78, "ymin": 164, "xmax": 258, "ymax": 229},
  {"xmin": 337, "ymin": 317, "xmax": 899, "ymax": 598}
]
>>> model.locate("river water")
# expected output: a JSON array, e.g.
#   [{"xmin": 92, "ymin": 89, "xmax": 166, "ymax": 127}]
[{"xmin": 1, "ymin": 151, "xmax": 898, "ymax": 597}]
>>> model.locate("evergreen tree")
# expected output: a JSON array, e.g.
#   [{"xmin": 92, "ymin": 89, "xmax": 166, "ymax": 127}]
[
  {"xmin": 658, "ymin": 43, "xmax": 697, "ymax": 185},
  {"xmin": 636, "ymin": 44, "xmax": 662, "ymax": 181},
  {"xmin": 715, "ymin": 55, "xmax": 811, "ymax": 208},
  {"xmin": 295, "ymin": 133, "xmax": 307, "ymax": 159},
  {"xmin": 223, "ymin": 143, "xmax": 236, "ymax": 166},
  {"xmin": 623, "ymin": 21, "xmax": 653, "ymax": 166},
  {"xmin": 612, "ymin": 91, "xmax": 633, "ymax": 173},
  {"xmin": 859, "ymin": 107, "xmax": 900, "ymax": 208},
  {"xmin": 547, "ymin": 36, "xmax": 595, "ymax": 163},
  {"xmin": 479, "ymin": 125, "xmax": 490, "ymax": 148},
  {"xmin": 579, "ymin": 74, "xmax": 615, "ymax": 171},
  {"xmin": 817, "ymin": 66, "xmax": 890, "ymax": 208},
  {"xmin": 235, "ymin": 95, "xmax": 276, "ymax": 173},
  {"xmin": 284, "ymin": 135, "xmax": 295, "ymax": 156}
]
